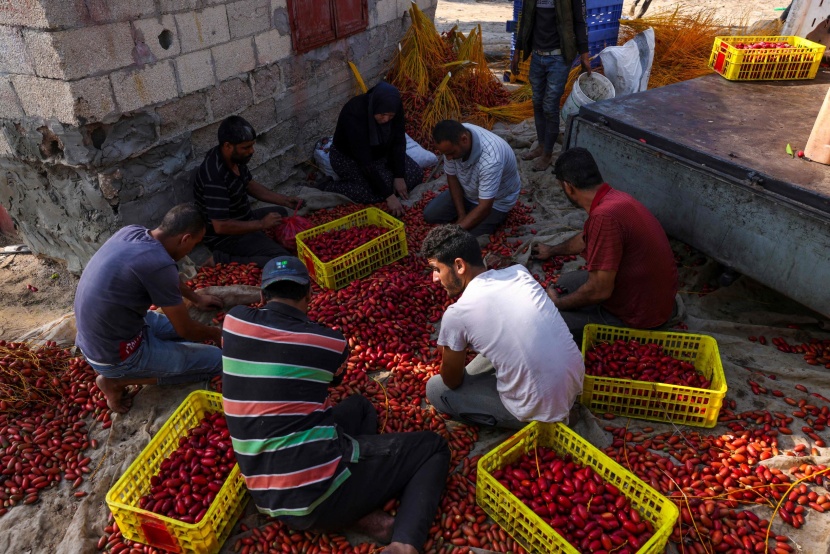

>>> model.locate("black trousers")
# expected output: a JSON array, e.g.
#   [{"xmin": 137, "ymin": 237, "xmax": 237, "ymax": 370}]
[
  {"xmin": 327, "ymin": 146, "xmax": 423, "ymax": 204},
  {"xmin": 557, "ymin": 270, "xmax": 678, "ymax": 346},
  {"xmin": 282, "ymin": 395, "xmax": 450, "ymax": 549},
  {"xmin": 208, "ymin": 207, "xmax": 289, "ymax": 268}
]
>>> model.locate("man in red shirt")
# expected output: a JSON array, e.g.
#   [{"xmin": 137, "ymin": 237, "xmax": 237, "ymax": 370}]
[{"xmin": 532, "ymin": 148, "xmax": 679, "ymax": 341}]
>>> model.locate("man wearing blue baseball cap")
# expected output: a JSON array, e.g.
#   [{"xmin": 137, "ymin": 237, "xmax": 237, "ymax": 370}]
[{"xmin": 221, "ymin": 257, "xmax": 449, "ymax": 554}]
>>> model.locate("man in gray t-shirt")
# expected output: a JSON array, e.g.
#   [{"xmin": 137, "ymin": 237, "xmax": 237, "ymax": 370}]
[
  {"xmin": 423, "ymin": 120, "xmax": 521, "ymax": 237},
  {"xmin": 74, "ymin": 204, "xmax": 223, "ymax": 413}
]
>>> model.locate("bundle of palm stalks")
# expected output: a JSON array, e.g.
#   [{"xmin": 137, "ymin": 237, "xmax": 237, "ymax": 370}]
[
  {"xmin": 455, "ymin": 26, "xmax": 492, "ymax": 92},
  {"xmin": 385, "ymin": 3, "xmax": 530, "ymax": 148},
  {"xmin": 349, "ymin": 61, "xmax": 368, "ymax": 95},
  {"xmin": 422, "ymin": 73, "xmax": 461, "ymax": 133},
  {"xmin": 472, "ymin": 101, "xmax": 535, "ymax": 128},
  {"xmin": 388, "ymin": 3, "xmax": 454, "ymax": 96},
  {"xmin": 510, "ymin": 83, "xmax": 533, "ymax": 103}
]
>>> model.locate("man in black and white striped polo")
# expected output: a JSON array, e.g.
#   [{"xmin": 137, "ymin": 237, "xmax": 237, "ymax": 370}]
[
  {"xmin": 423, "ymin": 119, "xmax": 522, "ymax": 237},
  {"xmin": 193, "ymin": 116, "xmax": 304, "ymax": 267}
]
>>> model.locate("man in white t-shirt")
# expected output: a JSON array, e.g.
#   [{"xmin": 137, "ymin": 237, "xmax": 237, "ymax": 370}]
[
  {"xmin": 422, "ymin": 225, "xmax": 584, "ymax": 428},
  {"xmin": 423, "ymin": 120, "xmax": 522, "ymax": 237}
]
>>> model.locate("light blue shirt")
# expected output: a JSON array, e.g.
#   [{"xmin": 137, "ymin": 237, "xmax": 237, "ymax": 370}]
[{"xmin": 443, "ymin": 123, "xmax": 522, "ymax": 213}]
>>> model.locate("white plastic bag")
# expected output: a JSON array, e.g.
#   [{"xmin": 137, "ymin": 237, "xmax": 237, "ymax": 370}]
[
  {"xmin": 315, "ymin": 135, "xmax": 437, "ymax": 177},
  {"xmin": 313, "ymin": 136, "xmax": 339, "ymax": 180},
  {"xmin": 405, "ymin": 133, "xmax": 438, "ymax": 168},
  {"xmin": 599, "ymin": 28, "xmax": 655, "ymax": 97}
]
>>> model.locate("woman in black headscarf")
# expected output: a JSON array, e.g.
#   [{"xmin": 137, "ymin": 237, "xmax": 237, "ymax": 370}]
[{"xmin": 326, "ymin": 82, "xmax": 423, "ymax": 217}]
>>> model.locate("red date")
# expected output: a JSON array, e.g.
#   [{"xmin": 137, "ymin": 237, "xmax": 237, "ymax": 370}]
[{"xmin": 138, "ymin": 412, "xmax": 235, "ymax": 523}]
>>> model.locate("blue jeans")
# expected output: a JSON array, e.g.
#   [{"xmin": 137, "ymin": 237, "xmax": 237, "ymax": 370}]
[
  {"xmin": 528, "ymin": 52, "xmax": 571, "ymax": 153},
  {"xmin": 85, "ymin": 311, "xmax": 222, "ymax": 385}
]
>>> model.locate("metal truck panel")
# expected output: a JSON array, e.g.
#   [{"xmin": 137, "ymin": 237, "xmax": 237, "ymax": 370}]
[{"xmin": 565, "ymin": 72, "xmax": 830, "ymax": 317}]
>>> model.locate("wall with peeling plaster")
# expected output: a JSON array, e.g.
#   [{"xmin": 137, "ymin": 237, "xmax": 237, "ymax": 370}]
[{"xmin": 0, "ymin": 0, "xmax": 437, "ymax": 272}]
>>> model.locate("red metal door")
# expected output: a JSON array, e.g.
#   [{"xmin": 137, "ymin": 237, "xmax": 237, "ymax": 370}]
[
  {"xmin": 333, "ymin": 0, "xmax": 368, "ymax": 38},
  {"xmin": 287, "ymin": 0, "xmax": 336, "ymax": 53}
]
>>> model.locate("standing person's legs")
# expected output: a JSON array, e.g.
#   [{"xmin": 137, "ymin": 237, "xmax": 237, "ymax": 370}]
[
  {"xmin": 285, "ymin": 431, "xmax": 450, "ymax": 551},
  {"xmin": 525, "ymin": 52, "xmax": 548, "ymax": 161},
  {"xmin": 532, "ymin": 54, "xmax": 571, "ymax": 171},
  {"xmin": 426, "ymin": 359, "xmax": 524, "ymax": 429},
  {"xmin": 549, "ymin": 270, "xmax": 625, "ymax": 345}
]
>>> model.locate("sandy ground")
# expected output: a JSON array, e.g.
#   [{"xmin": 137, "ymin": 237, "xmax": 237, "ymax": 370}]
[
  {"xmin": 0, "ymin": 251, "xmax": 78, "ymax": 340},
  {"xmin": 434, "ymin": 0, "xmax": 787, "ymax": 57}
]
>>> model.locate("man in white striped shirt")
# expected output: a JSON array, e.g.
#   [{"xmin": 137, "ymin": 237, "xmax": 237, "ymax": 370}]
[{"xmin": 423, "ymin": 120, "xmax": 522, "ymax": 236}]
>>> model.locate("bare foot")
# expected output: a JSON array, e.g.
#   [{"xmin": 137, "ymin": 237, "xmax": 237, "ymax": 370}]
[
  {"xmin": 531, "ymin": 153, "xmax": 553, "ymax": 172},
  {"xmin": 96, "ymin": 374, "xmax": 130, "ymax": 414},
  {"xmin": 530, "ymin": 243, "xmax": 555, "ymax": 261},
  {"xmin": 383, "ymin": 543, "xmax": 417, "ymax": 554},
  {"xmin": 350, "ymin": 510, "xmax": 394, "ymax": 544},
  {"xmin": 521, "ymin": 145, "xmax": 544, "ymax": 161}
]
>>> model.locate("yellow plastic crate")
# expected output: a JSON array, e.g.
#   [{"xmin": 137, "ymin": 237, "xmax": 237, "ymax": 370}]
[
  {"xmin": 477, "ymin": 421, "xmax": 678, "ymax": 553},
  {"xmin": 296, "ymin": 207, "xmax": 407, "ymax": 290},
  {"xmin": 709, "ymin": 35, "xmax": 825, "ymax": 81},
  {"xmin": 105, "ymin": 391, "xmax": 248, "ymax": 554},
  {"xmin": 580, "ymin": 325, "xmax": 727, "ymax": 428}
]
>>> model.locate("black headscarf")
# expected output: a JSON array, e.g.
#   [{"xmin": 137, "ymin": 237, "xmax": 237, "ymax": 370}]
[{"xmin": 367, "ymin": 82, "xmax": 402, "ymax": 147}]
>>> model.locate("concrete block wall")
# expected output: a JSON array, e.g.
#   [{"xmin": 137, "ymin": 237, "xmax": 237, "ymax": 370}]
[{"xmin": 0, "ymin": 0, "xmax": 437, "ymax": 272}]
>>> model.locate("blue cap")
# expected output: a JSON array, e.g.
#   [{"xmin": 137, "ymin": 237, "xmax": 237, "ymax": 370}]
[{"xmin": 261, "ymin": 256, "xmax": 310, "ymax": 289}]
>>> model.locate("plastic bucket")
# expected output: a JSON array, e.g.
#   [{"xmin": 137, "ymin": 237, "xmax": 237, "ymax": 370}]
[{"xmin": 560, "ymin": 72, "xmax": 615, "ymax": 125}]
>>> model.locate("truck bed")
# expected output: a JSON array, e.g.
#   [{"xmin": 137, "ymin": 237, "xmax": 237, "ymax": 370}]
[
  {"xmin": 574, "ymin": 70, "xmax": 830, "ymax": 216},
  {"xmin": 566, "ymin": 69, "xmax": 830, "ymax": 317}
]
